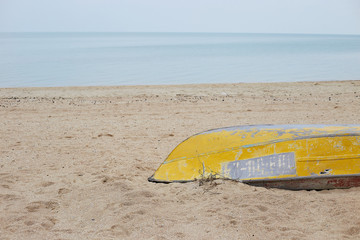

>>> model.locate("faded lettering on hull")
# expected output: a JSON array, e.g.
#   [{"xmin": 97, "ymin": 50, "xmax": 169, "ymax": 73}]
[{"xmin": 223, "ymin": 152, "xmax": 296, "ymax": 180}]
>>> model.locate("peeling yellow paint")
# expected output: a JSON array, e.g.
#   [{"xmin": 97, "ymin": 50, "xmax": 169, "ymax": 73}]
[{"xmin": 150, "ymin": 125, "xmax": 360, "ymax": 183}]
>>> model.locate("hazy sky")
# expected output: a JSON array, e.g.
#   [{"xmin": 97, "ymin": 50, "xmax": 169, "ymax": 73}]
[{"xmin": 0, "ymin": 0, "xmax": 359, "ymax": 34}]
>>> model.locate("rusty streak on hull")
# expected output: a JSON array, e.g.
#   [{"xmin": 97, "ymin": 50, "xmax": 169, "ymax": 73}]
[{"xmin": 242, "ymin": 174, "xmax": 360, "ymax": 190}]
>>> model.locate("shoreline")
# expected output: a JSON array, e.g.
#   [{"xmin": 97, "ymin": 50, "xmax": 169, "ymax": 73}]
[
  {"xmin": 1, "ymin": 79, "xmax": 359, "ymax": 98},
  {"xmin": 1, "ymin": 79, "xmax": 359, "ymax": 88}
]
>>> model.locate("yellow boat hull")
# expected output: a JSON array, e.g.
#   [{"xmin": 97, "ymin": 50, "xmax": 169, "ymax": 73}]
[{"xmin": 149, "ymin": 125, "xmax": 360, "ymax": 189}]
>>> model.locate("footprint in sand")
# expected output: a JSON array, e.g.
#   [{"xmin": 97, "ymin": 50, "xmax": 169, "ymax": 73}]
[
  {"xmin": 256, "ymin": 205, "xmax": 269, "ymax": 212},
  {"xmin": 344, "ymin": 226, "xmax": 360, "ymax": 236},
  {"xmin": 109, "ymin": 224, "xmax": 130, "ymax": 237},
  {"xmin": 0, "ymin": 194, "xmax": 20, "ymax": 201},
  {"xmin": 40, "ymin": 181, "xmax": 55, "ymax": 187},
  {"xmin": 58, "ymin": 188, "xmax": 71, "ymax": 195},
  {"xmin": 25, "ymin": 201, "xmax": 59, "ymax": 212},
  {"xmin": 125, "ymin": 190, "xmax": 155, "ymax": 199}
]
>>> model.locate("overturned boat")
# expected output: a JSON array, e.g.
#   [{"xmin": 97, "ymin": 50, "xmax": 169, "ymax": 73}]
[{"xmin": 149, "ymin": 125, "xmax": 360, "ymax": 190}]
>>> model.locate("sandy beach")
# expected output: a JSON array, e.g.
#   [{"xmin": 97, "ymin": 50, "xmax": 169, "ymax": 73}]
[{"xmin": 1, "ymin": 80, "xmax": 360, "ymax": 240}]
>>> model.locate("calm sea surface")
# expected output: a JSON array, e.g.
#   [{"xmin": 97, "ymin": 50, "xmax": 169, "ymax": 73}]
[{"xmin": 0, "ymin": 32, "xmax": 360, "ymax": 87}]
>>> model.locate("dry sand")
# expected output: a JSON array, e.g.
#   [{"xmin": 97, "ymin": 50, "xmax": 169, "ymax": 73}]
[{"xmin": 1, "ymin": 80, "xmax": 360, "ymax": 240}]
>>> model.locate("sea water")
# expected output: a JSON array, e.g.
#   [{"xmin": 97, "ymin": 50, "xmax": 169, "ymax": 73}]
[{"xmin": 0, "ymin": 32, "xmax": 359, "ymax": 87}]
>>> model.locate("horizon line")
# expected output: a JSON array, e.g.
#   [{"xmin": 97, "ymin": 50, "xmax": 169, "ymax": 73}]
[{"xmin": 0, "ymin": 31, "xmax": 359, "ymax": 36}]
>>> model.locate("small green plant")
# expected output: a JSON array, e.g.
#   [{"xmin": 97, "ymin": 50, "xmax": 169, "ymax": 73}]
[
  {"xmin": 198, "ymin": 172, "xmax": 218, "ymax": 186},
  {"xmin": 196, "ymin": 171, "xmax": 222, "ymax": 194}
]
